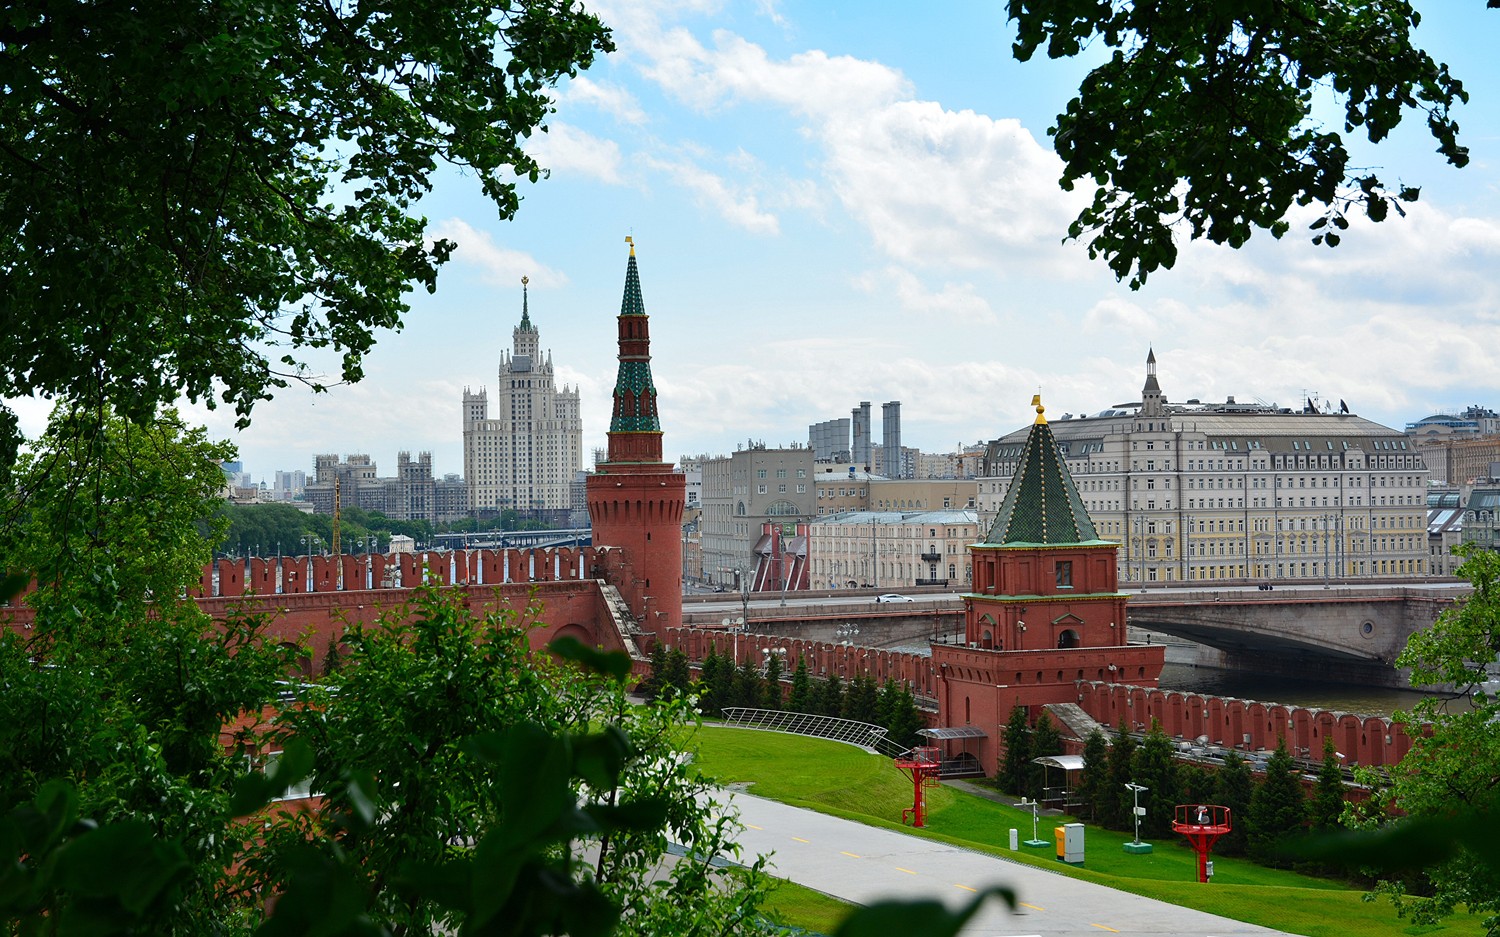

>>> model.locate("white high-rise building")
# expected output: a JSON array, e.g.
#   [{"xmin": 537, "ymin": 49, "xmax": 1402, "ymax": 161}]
[{"xmin": 462, "ymin": 280, "xmax": 582, "ymax": 523}]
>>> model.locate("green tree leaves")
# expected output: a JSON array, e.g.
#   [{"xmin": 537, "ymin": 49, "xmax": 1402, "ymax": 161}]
[
  {"xmin": 0, "ymin": 0, "xmax": 612, "ymax": 444},
  {"xmin": 1009, "ymin": 1, "xmax": 1473, "ymax": 287}
]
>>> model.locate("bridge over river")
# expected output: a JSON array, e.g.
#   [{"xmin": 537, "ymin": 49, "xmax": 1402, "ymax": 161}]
[{"xmin": 683, "ymin": 581, "xmax": 1472, "ymax": 688}]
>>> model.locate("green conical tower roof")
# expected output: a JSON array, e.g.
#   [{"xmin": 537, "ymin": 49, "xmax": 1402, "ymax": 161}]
[
  {"xmin": 607, "ymin": 238, "xmax": 662, "ymax": 437},
  {"xmin": 619, "ymin": 244, "xmax": 646, "ymax": 317},
  {"xmin": 982, "ymin": 395, "xmax": 1101, "ymax": 546}
]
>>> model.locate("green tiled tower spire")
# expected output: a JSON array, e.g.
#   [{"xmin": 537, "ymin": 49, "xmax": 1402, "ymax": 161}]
[
  {"xmin": 982, "ymin": 395, "xmax": 1101, "ymax": 546},
  {"xmin": 605, "ymin": 238, "xmax": 664, "ymax": 456}
]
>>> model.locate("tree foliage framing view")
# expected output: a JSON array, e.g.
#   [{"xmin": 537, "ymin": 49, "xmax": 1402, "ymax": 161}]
[
  {"xmin": 0, "ymin": 406, "xmax": 769, "ymax": 934},
  {"xmin": 1008, "ymin": 0, "xmax": 1489, "ymax": 287},
  {"xmin": 0, "ymin": 0, "xmax": 613, "ymax": 451}
]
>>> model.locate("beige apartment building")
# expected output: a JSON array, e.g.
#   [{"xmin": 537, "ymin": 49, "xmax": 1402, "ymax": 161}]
[
  {"xmin": 807, "ymin": 509, "xmax": 979, "ymax": 591},
  {"xmin": 813, "ymin": 468, "xmax": 978, "ymax": 516},
  {"xmin": 700, "ymin": 446, "xmax": 816, "ymax": 587},
  {"xmin": 979, "ymin": 352, "xmax": 1429, "ymax": 584}
]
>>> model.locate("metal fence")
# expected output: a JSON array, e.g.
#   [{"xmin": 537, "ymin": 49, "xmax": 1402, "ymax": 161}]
[{"xmin": 719, "ymin": 707, "xmax": 909, "ymax": 758}]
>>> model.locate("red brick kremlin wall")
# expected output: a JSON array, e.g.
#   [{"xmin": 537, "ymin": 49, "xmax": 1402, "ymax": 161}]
[
  {"xmin": 2, "ymin": 547, "xmax": 650, "ymax": 674},
  {"xmin": 662, "ymin": 624, "xmax": 1415, "ymax": 769}
]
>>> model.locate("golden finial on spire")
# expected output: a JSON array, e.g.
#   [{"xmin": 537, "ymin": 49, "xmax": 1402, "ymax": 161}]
[
  {"xmin": 625, "ymin": 234, "xmax": 635, "ymax": 257},
  {"xmin": 1032, "ymin": 393, "xmax": 1047, "ymax": 425}
]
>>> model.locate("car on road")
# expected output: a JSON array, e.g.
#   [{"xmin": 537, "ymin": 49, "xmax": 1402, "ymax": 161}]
[{"xmin": 875, "ymin": 593, "xmax": 915, "ymax": 603}]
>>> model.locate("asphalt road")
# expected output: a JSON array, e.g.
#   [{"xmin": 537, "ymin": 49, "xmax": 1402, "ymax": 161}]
[{"xmin": 727, "ymin": 791, "xmax": 1291, "ymax": 937}]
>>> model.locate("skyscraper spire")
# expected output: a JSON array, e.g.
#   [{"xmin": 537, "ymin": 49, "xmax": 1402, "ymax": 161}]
[
  {"xmin": 605, "ymin": 238, "xmax": 663, "ymax": 463},
  {"xmin": 518, "ymin": 275, "xmax": 534, "ymax": 331}
]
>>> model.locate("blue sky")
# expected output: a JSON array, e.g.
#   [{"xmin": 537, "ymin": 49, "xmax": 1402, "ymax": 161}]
[{"xmin": 39, "ymin": 1, "xmax": 1500, "ymax": 483}]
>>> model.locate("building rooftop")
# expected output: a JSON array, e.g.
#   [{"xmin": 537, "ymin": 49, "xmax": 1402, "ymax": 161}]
[{"xmin": 811, "ymin": 509, "xmax": 978, "ymax": 526}]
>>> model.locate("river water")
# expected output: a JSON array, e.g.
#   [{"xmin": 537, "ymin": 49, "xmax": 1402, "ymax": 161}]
[{"xmin": 1157, "ymin": 661, "xmax": 1470, "ymax": 718}]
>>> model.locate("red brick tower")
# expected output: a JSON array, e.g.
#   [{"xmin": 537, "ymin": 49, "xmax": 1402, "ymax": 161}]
[
  {"xmin": 932, "ymin": 394, "xmax": 1162, "ymax": 774},
  {"xmin": 586, "ymin": 239, "xmax": 686, "ymax": 634},
  {"xmin": 964, "ymin": 394, "xmax": 1129, "ymax": 651}
]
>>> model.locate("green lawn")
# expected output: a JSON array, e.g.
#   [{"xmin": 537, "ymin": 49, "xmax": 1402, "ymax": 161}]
[{"xmin": 691, "ymin": 725, "xmax": 1486, "ymax": 937}]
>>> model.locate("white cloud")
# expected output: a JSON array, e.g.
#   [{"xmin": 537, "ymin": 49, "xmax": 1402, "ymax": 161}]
[
  {"xmin": 820, "ymin": 100, "xmax": 1084, "ymax": 270},
  {"xmin": 525, "ymin": 122, "xmax": 625, "ymax": 185},
  {"xmin": 605, "ymin": 12, "xmax": 1087, "ymax": 275},
  {"xmin": 428, "ymin": 219, "xmax": 569, "ymax": 288},
  {"xmin": 853, "ymin": 267, "xmax": 996, "ymax": 325},
  {"xmin": 557, "ymin": 76, "xmax": 648, "ymax": 125},
  {"xmin": 642, "ymin": 153, "xmax": 780, "ymax": 234},
  {"xmin": 1080, "ymin": 296, "xmax": 1154, "ymax": 334}
]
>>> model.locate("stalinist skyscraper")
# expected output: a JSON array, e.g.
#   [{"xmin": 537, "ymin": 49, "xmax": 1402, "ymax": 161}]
[{"xmin": 462, "ymin": 278, "xmax": 582, "ymax": 524}]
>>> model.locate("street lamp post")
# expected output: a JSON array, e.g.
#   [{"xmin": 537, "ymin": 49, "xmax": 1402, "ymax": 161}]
[
  {"xmin": 1017, "ymin": 797, "xmax": 1046, "ymax": 847},
  {"xmin": 1125, "ymin": 782, "xmax": 1149, "ymax": 845},
  {"xmin": 739, "ymin": 570, "xmax": 751, "ymax": 634}
]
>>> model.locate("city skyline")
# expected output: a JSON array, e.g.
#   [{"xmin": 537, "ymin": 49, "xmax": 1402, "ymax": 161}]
[{"xmin": 14, "ymin": 2, "xmax": 1500, "ymax": 481}]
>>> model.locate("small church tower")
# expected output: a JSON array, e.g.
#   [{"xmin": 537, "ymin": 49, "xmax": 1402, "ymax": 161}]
[
  {"xmin": 586, "ymin": 239, "xmax": 686, "ymax": 634},
  {"xmin": 1141, "ymin": 347, "xmax": 1167, "ymax": 419},
  {"xmin": 932, "ymin": 394, "xmax": 1162, "ymax": 775},
  {"xmin": 965, "ymin": 394, "xmax": 1128, "ymax": 651}
]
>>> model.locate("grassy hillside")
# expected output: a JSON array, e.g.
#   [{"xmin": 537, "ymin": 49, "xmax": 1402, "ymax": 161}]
[{"xmin": 690, "ymin": 725, "xmax": 1483, "ymax": 937}]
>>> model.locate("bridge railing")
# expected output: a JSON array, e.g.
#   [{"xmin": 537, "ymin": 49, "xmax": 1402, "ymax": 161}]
[{"xmin": 719, "ymin": 707, "xmax": 908, "ymax": 758}]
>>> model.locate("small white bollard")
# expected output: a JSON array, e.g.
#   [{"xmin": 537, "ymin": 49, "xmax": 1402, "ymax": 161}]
[{"xmin": 1009, "ymin": 828, "xmax": 1019, "ymax": 850}]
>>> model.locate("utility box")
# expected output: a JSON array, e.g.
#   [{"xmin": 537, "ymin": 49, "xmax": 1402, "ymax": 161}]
[
  {"xmin": 1009, "ymin": 828, "xmax": 1019, "ymax": 850},
  {"xmin": 1054, "ymin": 823, "xmax": 1085, "ymax": 864}
]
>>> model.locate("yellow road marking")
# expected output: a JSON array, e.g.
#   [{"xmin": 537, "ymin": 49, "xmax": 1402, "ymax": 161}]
[
  {"xmin": 894, "ymin": 867, "xmax": 916, "ymax": 875},
  {"xmin": 791, "ymin": 837, "xmax": 810, "ymax": 843},
  {"xmin": 1088, "ymin": 924, "xmax": 1119, "ymax": 932},
  {"xmin": 954, "ymin": 884, "xmax": 977, "ymax": 892},
  {"xmin": 1020, "ymin": 902, "xmax": 1045, "ymax": 911},
  {"xmin": 841, "ymin": 851, "xmax": 861, "ymax": 858},
  {"xmin": 746, "ymin": 824, "xmax": 763, "ymax": 830}
]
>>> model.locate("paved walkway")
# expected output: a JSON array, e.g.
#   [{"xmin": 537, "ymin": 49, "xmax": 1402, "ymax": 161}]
[{"xmin": 728, "ymin": 791, "xmax": 1292, "ymax": 937}]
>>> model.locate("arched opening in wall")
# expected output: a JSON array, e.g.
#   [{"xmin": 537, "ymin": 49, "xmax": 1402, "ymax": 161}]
[
  {"xmin": 553, "ymin": 622, "xmax": 594, "ymax": 647},
  {"xmin": 965, "ymin": 696, "xmax": 971, "ymax": 722},
  {"xmin": 283, "ymin": 643, "xmax": 313, "ymax": 680},
  {"xmin": 1057, "ymin": 629, "xmax": 1080, "ymax": 649},
  {"xmin": 982, "ymin": 629, "xmax": 993, "ymax": 649}
]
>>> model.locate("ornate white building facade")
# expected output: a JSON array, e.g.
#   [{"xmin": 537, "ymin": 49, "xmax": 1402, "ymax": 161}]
[
  {"xmin": 979, "ymin": 352, "xmax": 1429, "ymax": 584},
  {"xmin": 462, "ymin": 281, "xmax": 582, "ymax": 523}
]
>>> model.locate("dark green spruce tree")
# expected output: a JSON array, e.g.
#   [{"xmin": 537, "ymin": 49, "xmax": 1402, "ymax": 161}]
[
  {"xmin": 1247, "ymin": 741, "xmax": 1307, "ymax": 866},
  {"xmin": 698, "ymin": 647, "xmax": 723, "ymax": 716},
  {"xmin": 639, "ymin": 642, "xmax": 668, "ymax": 702},
  {"xmin": 662, "ymin": 648, "xmax": 692, "ymax": 702},
  {"xmin": 1100, "ymin": 722, "xmax": 1138, "ymax": 831},
  {"xmin": 1309, "ymin": 737, "xmax": 1348, "ymax": 832},
  {"xmin": 1129, "ymin": 721, "xmax": 1181, "ymax": 838},
  {"xmin": 816, "ymin": 675, "xmax": 845, "ymax": 717},
  {"xmin": 761, "ymin": 652, "xmax": 784, "ymax": 709},
  {"xmin": 1000, "ymin": 705, "xmax": 1032, "ymax": 796},
  {"xmin": 1026, "ymin": 712, "xmax": 1064, "ymax": 800},
  {"xmin": 1213, "ymin": 751, "xmax": 1255, "ymax": 857},
  {"xmin": 843, "ymin": 674, "xmax": 880, "ymax": 725},
  {"xmin": 1076, "ymin": 730, "xmax": 1110, "ymax": 821},
  {"xmin": 788, "ymin": 656, "xmax": 812, "ymax": 713}
]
